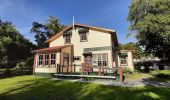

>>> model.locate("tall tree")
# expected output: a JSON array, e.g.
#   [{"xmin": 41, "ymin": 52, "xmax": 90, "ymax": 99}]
[
  {"xmin": 128, "ymin": 0, "xmax": 170, "ymax": 61},
  {"xmin": 30, "ymin": 16, "xmax": 65, "ymax": 48},
  {"xmin": 119, "ymin": 42, "xmax": 143, "ymax": 59},
  {"xmin": 0, "ymin": 19, "xmax": 36, "ymax": 68}
]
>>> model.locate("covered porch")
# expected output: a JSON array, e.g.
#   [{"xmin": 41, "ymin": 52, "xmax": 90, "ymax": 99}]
[{"xmin": 32, "ymin": 45, "xmax": 74, "ymax": 74}]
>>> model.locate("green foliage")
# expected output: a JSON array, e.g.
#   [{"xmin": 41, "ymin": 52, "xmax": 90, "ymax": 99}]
[
  {"xmin": 151, "ymin": 70, "xmax": 170, "ymax": 79},
  {"xmin": 119, "ymin": 42, "xmax": 143, "ymax": 59},
  {"xmin": 0, "ymin": 19, "xmax": 36, "ymax": 68},
  {"xmin": 128, "ymin": 0, "xmax": 170, "ymax": 61},
  {"xmin": 15, "ymin": 57, "xmax": 34, "ymax": 71},
  {"xmin": 30, "ymin": 16, "xmax": 65, "ymax": 48},
  {"xmin": 122, "ymin": 67, "xmax": 133, "ymax": 74}
]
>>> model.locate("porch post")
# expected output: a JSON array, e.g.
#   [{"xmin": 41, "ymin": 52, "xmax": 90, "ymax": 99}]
[{"xmin": 119, "ymin": 67, "xmax": 123, "ymax": 83}]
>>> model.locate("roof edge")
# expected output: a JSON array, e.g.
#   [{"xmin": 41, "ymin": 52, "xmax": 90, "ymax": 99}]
[{"xmin": 45, "ymin": 23, "xmax": 116, "ymax": 43}]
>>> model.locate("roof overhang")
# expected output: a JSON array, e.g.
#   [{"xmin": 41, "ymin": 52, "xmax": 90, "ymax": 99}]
[{"xmin": 32, "ymin": 45, "xmax": 72, "ymax": 54}]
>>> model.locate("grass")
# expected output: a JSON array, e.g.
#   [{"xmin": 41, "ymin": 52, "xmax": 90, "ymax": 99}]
[
  {"xmin": 124, "ymin": 71, "xmax": 152, "ymax": 80},
  {"xmin": 0, "ymin": 75, "xmax": 170, "ymax": 100}
]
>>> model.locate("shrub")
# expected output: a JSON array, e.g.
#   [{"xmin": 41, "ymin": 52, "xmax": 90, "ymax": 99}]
[
  {"xmin": 3, "ymin": 68, "xmax": 12, "ymax": 76},
  {"xmin": 122, "ymin": 67, "xmax": 133, "ymax": 74},
  {"xmin": 151, "ymin": 70, "xmax": 170, "ymax": 79}
]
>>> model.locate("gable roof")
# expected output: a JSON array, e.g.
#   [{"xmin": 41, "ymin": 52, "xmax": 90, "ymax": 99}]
[{"xmin": 45, "ymin": 23, "xmax": 116, "ymax": 43}]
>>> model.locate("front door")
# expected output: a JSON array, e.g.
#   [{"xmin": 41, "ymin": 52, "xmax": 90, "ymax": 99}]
[{"xmin": 62, "ymin": 52, "xmax": 69, "ymax": 73}]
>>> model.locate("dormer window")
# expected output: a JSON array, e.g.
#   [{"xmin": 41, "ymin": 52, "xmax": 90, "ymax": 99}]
[
  {"xmin": 64, "ymin": 35, "xmax": 71, "ymax": 44},
  {"xmin": 63, "ymin": 30, "xmax": 72, "ymax": 44},
  {"xmin": 78, "ymin": 27, "xmax": 89, "ymax": 42},
  {"xmin": 80, "ymin": 32, "xmax": 87, "ymax": 41}
]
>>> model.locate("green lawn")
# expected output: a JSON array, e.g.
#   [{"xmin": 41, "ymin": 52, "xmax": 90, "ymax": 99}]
[{"xmin": 0, "ymin": 75, "xmax": 170, "ymax": 100}]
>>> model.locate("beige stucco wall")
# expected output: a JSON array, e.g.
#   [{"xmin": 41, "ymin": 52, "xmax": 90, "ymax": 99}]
[{"xmin": 49, "ymin": 28, "xmax": 113, "ymax": 72}]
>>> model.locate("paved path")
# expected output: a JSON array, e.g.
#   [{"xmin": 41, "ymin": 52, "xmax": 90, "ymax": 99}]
[
  {"xmin": 123, "ymin": 78, "xmax": 170, "ymax": 87},
  {"xmin": 52, "ymin": 78, "xmax": 170, "ymax": 87}
]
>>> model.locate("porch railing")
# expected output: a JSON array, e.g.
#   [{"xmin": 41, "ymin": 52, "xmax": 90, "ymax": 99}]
[{"xmin": 56, "ymin": 64, "xmax": 123, "ymax": 82}]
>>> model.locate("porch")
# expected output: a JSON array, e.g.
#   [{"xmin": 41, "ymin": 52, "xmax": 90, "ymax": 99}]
[{"xmin": 53, "ymin": 64, "xmax": 123, "ymax": 82}]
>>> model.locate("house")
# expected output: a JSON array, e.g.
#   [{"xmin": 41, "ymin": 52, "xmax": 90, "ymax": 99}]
[{"xmin": 32, "ymin": 23, "xmax": 134, "ymax": 77}]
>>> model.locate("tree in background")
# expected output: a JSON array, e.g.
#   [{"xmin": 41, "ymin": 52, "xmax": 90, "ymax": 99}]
[
  {"xmin": 30, "ymin": 16, "xmax": 65, "ymax": 48},
  {"xmin": 128, "ymin": 0, "xmax": 170, "ymax": 61},
  {"xmin": 119, "ymin": 42, "xmax": 143, "ymax": 59},
  {"xmin": 0, "ymin": 19, "xmax": 36, "ymax": 69}
]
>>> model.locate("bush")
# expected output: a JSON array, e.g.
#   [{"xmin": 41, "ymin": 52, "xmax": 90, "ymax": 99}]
[
  {"xmin": 122, "ymin": 67, "xmax": 133, "ymax": 74},
  {"xmin": 3, "ymin": 68, "xmax": 12, "ymax": 76},
  {"xmin": 15, "ymin": 57, "xmax": 33, "ymax": 71},
  {"xmin": 151, "ymin": 70, "xmax": 170, "ymax": 79},
  {"xmin": 135, "ymin": 61, "xmax": 153, "ymax": 72}
]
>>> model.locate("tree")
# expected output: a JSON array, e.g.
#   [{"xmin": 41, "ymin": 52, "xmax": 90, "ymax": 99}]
[
  {"xmin": 30, "ymin": 16, "xmax": 65, "ymax": 48},
  {"xmin": 128, "ymin": 0, "xmax": 170, "ymax": 61},
  {"xmin": 119, "ymin": 42, "xmax": 143, "ymax": 59},
  {"xmin": 0, "ymin": 19, "xmax": 36, "ymax": 68}
]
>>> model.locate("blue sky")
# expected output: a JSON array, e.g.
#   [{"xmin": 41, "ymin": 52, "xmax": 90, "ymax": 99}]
[{"xmin": 0, "ymin": 0, "xmax": 136, "ymax": 44}]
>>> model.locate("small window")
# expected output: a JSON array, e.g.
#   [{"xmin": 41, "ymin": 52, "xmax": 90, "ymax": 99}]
[
  {"xmin": 64, "ymin": 35, "xmax": 71, "ymax": 44},
  {"xmin": 80, "ymin": 32, "xmax": 88, "ymax": 42},
  {"xmin": 74, "ymin": 56, "xmax": 81, "ymax": 61},
  {"xmin": 38, "ymin": 55, "xmax": 43, "ymax": 66},
  {"xmin": 50, "ymin": 54, "xmax": 56, "ymax": 65},
  {"xmin": 120, "ymin": 56, "xmax": 128, "ymax": 65}
]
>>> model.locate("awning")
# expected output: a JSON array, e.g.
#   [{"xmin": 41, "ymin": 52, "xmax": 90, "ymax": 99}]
[
  {"xmin": 119, "ymin": 53, "xmax": 128, "ymax": 57},
  {"xmin": 32, "ymin": 45, "xmax": 71, "ymax": 54},
  {"xmin": 83, "ymin": 52, "xmax": 92, "ymax": 56},
  {"xmin": 63, "ymin": 30, "xmax": 72, "ymax": 36},
  {"xmin": 78, "ymin": 27, "xmax": 89, "ymax": 33}
]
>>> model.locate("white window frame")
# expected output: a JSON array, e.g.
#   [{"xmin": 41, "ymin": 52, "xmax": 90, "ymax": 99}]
[
  {"xmin": 44, "ymin": 54, "xmax": 49, "ymax": 67},
  {"xmin": 64, "ymin": 35, "xmax": 71, "ymax": 44},
  {"xmin": 92, "ymin": 54, "xmax": 108, "ymax": 67},
  {"xmin": 38, "ymin": 54, "xmax": 43, "ymax": 67},
  {"xmin": 50, "ymin": 53, "xmax": 56, "ymax": 66},
  {"xmin": 120, "ymin": 56, "xmax": 128, "ymax": 65},
  {"xmin": 80, "ymin": 32, "xmax": 88, "ymax": 42}
]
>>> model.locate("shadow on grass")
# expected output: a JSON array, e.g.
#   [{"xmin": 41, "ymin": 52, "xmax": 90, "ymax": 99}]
[
  {"xmin": 0, "ymin": 70, "xmax": 32, "ymax": 79},
  {"xmin": 0, "ymin": 76, "xmax": 170, "ymax": 100}
]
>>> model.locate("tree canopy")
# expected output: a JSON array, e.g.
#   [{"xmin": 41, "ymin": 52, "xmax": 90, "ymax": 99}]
[
  {"xmin": 128, "ymin": 0, "xmax": 170, "ymax": 61},
  {"xmin": 0, "ymin": 19, "xmax": 36, "ymax": 68},
  {"xmin": 30, "ymin": 16, "xmax": 65, "ymax": 48},
  {"xmin": 119, "ymin": 42, "xmax": 143, "ymax": 59}
]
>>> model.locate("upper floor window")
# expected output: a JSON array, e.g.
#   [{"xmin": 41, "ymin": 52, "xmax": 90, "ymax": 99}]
[
  {"xmin": 78, "ymin": 28, "xmax": 89, "ymax": 42},
  {"xmin": 80, "ymin": 32, "xmax": 87, "ymax": 42},
  {"xmin": 64, "ymin": 35, "xmax": 71, "ymax": 44}
]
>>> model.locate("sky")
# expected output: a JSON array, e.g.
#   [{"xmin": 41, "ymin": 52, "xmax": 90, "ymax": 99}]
[{"xmin": 0, "ymin": 0, "xmax": 136, "ymax": 44}]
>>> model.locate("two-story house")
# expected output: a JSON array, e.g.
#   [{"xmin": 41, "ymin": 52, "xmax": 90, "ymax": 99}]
[{"xmin": 32, "ymin": 23, "xmax": 134, "ymax": 77}]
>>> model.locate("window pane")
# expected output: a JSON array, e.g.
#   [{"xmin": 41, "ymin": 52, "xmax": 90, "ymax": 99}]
[{"xmin": 51, "ymin": 54, "xmax": 56, "ymax": 59}]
